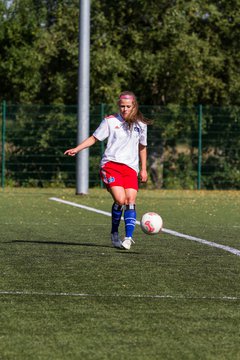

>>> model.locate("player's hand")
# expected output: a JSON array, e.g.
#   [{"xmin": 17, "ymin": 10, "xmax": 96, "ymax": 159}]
[
  {"xmin": 64, "ymin": 148, "xmax": 77, "ymax": 156},
  {"xmin": 140, "ymin": 169, "xmax": 148, "ymax": 183}
]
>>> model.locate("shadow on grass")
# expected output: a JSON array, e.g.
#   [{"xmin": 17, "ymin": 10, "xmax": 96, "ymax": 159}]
[
  {"xmin": 10, "ymin": 239, "xmax": 111, "ymax": 248},
  {"xmin": 9, "ymin": 240, "xmax": 140, "ymax": 254}
]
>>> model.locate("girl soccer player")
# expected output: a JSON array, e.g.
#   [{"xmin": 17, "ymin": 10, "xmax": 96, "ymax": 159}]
[{"xmin": 64, "ymin": 91, "xmax": 151, "ymax": 250}]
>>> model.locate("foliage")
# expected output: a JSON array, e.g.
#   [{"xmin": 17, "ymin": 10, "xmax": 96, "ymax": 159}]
[
  {"xmin": 0, "ymin": 0, "xmax": 79, "ymax": 104},
  {"xmin": 0, "ymin": 1, "xmax": 240, "ymax": 189},
  {"xmin": 5, "ymin": 104, "xmax": 77, "ymax": 186},
  {"xmin": 0, "ymin": 0, "xmax": 240, "ymax": 105},
  {"xmin": 1, "ymin": 104, "xmax": 239, "ymax": 189}
]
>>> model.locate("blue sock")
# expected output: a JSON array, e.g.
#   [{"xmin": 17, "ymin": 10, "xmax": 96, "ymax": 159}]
[
  {"xmin": 111, "ymin": 203, "xmax": 123, "ymax": 234},
  {"xmin": 124, "ymin": 204, "xmax": 136, "ymax": 238}
]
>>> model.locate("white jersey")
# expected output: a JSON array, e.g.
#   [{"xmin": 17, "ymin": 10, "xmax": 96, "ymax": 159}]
[{"xmin": 93, "ymin": 113, "xmax": 147, "ymax": 173}]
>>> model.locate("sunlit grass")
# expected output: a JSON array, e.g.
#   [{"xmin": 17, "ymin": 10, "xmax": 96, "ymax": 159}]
[{"xmin": 0, "ymin": 188, "xmax": 239, "ymax": 359}]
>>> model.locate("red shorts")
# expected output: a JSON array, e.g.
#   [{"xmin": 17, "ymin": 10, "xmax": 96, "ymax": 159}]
[{"xmin": 100, "ymin": 162, "xmax": 138, "ymax": 190}]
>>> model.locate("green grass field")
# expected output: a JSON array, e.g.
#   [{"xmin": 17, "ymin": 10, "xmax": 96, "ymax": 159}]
[{"xmin": 0, "ymin": 188, "xmax": 240, "ymax": 360}]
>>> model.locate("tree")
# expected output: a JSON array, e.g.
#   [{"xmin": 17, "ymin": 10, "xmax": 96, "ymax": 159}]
[
  {"xmin": 90, "ymin": 0, "xmax": 240, "ymax": 106},
  {"xmin": 1, "ymin": 0, "xmax": 240, "ymax": 105},
  {"xmin": 0, "ymin": 0, "xmax": 79, "ymax": 104}
]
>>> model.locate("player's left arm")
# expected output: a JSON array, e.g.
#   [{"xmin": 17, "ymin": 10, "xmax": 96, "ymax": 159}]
[{"xmin": 139, "ymin": 144, "xmax": 148, "ymax": 182}]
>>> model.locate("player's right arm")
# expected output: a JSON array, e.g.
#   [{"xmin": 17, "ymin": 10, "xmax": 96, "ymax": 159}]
[{"xmin": 64, "ymin": 135, "xmax": 98, "ymax": 156}]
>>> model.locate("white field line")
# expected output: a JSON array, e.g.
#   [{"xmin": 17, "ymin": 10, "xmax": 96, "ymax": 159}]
[
  {"xmin": 49, "ymin": 197, "xmax": 240, "ymax": 257},
  {"xmin": 0, "ymin": 290, "xmax": 239, "ymax": 301}
]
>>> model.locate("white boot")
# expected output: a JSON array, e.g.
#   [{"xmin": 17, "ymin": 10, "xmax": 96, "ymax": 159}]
[{"xmin": 122, "ymin": 237, "xmax": 135, "ymax": 250}]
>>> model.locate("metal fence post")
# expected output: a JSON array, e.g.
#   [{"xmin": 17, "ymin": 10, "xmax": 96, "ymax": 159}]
[
  {"xmin": 76, "ymin": 0, "xmax": 90, "ymax": 195},
  {"xmin": 197, "ymin": 104, "xmax": 202, "ymax": 190},
  {"xmin": 1, "ymin": 100, "xmax": 6, "ymax": 189}
]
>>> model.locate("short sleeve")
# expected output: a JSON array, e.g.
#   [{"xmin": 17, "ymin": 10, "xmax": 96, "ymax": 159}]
[
  {"xmin": 93, "ymin": 118, "xmax": 109, "ymax": 141},
  {"xmin": 139, "ymin": 123, "xmax": 147, "ymax": 146}
]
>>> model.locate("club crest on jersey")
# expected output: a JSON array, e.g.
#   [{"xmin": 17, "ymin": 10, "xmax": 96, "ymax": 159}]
[
  {"xmin": 134, "ymin": 126, "xmax": 140, "ymax": 133},
  {"xmin": 108, "ymin": 176, "xmax": 115, "ymax": 184}
]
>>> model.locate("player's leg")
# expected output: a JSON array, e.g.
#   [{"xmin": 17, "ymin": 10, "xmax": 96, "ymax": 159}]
[
  {"xmin": 100, "ymin": 163, "xmax": 126, "ymax": 248},
  {"xmin": 121, "ymin": 165, "xmax": 138, "ymax": 249},
  {"xmin": 108, "ymin": 186, "xmax": 126, "ymax": 248},
  {"xmin": 109, "ymin": 186, "xmax": 126, "ymax": 206},
  {"xmin": 122, "ymin": 188, "xmax": 138, "ymax": 250},
  {"xmin": 124, "ymin": 188, "xmax": 138, "ymax": 239},
  {"xmin": 109, "ymin": 186, "xmax": 125, "ymax": 234}
]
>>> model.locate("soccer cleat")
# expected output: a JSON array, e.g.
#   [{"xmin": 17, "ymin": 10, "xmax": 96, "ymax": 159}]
[
  {"xmin": 111, "ymin": 232, "xmax": 123, "ymax": 249},
  {"xmin": 122, "ymin": 237, "xmax": 135, "ymax": 250}
]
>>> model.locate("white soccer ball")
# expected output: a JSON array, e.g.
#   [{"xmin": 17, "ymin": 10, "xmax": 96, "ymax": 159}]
[{"xmin": 140, "ymin": 212, "xmax": 163, "ymax": 235}]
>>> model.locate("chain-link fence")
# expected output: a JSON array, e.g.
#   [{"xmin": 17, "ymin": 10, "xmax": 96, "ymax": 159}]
[{"xmin": 1, "ymin": 102, "xmax": 240, "ymax": 189}]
